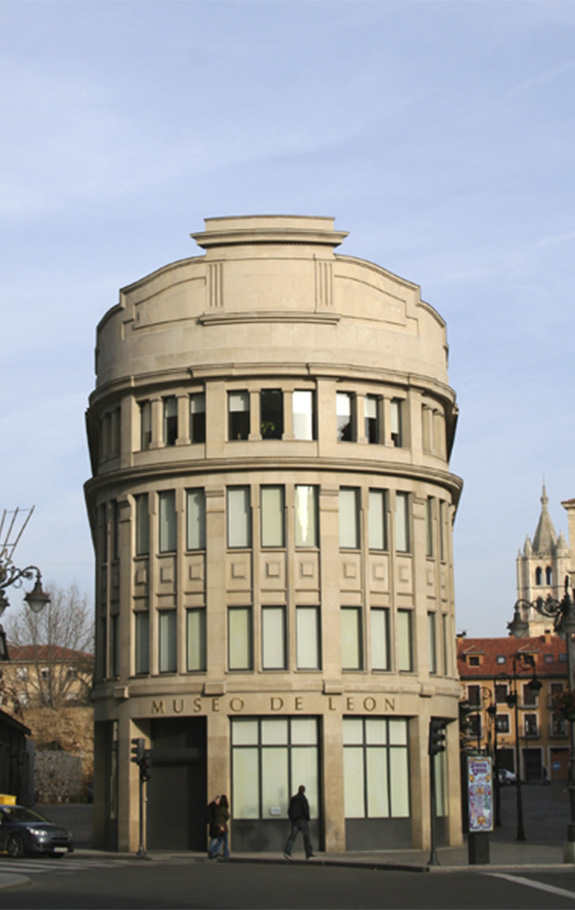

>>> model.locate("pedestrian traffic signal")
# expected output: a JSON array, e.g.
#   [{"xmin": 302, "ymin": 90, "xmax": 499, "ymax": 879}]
[
  {"xmin": 131, "ymin": 737, "xmax": 145, "ymax": 764},
  {"xmin": 428, "ymin": 719, "xmax": 446, "ymax": 756},
  {"xmin": 140, "ymin": 749, "xmax": 152, "ymax": 782}
]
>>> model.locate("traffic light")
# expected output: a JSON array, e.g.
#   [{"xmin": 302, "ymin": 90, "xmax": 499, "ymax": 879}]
[
  {"xmin": 131, "ymin": 737, "xmax": 145, "ymax": 765},
  {"xmin": 428, "ymin": 719, "xmax": 446, "ymax": 756},
  {"xmin": 140, "ymin": 749, "xmax": 152, "ymax": 782}
]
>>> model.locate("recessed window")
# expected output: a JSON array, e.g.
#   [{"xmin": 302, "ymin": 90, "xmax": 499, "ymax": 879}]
[
  {"xmin": 139, "ymin": 401, "xmax": 152, "ymax": 451},
  {"xmin": 228, "ymin": 391, "xmax": 250, "ymax": 440},
  {"xmin": 295, "ymin": 486, "xmax": 318, "ymax": 548},
  {"xmin": 371, "ymin": 608, "xmax": 390, "ymax": 671},
  {"xmin": 163, "ymin": 396, "xmax": 178, "ymax": 446},
  {"xmin": 339, "ymin": 487, "xmax": 360, "ymax": 549},
  {"xmin": 228, "ymin": 607, "xmax": 253, "ymax": 670},
  {"xmin": 368, "ymin": 489, "xmax": 387, "ymax": 551},
  {"xmin": 134, "ymin": 612, "xmax": 150, "ymax": 675},
  {"xmin": 190, "ymin": 393, "xmax": 206, "ymax": 444},
  {"xmin": 186, "ymin": 609, "xmax": 206, "ymax": 672},
  {"xmin": 260, "ymin": 389, "xmax": 283, "ymax": 439},
  {"xmin": 425, "ymin": 498, "xmax": 434, "ymax": 558},
  {"xmin": 186, "ymin": 488, "xmax": 206, "ymax": 551},
  {"xmin": 135, "ymin": 493, "xmax": 150, "ymax": 557},
  {"xmin": 395, "ymin": 492, "xmax": 410, "ymax": 553},
  {"xmin": 158, "ymin": 610, "xmax": 177, "ymax": 673},
  {"xmin": 428, "ymin": 612, "xmax": 437, "ymax": 674},
  {"xmin": 390, "ymin": 399, "xmax": 403, "ymax": 447},
  {"xmin": 341, "ymin": 607, "xmax": 363, "ymax": 670},
  {"xmin": 293, "ymin": 390, "xmax": 315, "ymax": 440},
  {"xmin": 365, "ymin": 395, "xmax": 381, "ymax": 444},
  {"xmin": 262, "ymin": 606, "xmax": 286, "ymax": 670},
  {"xmin": 296, "ymin": 606, "xmax": 321, "ymax": 670},
  {"xmin": 336, "ymin": 392, "xmax": 354, "ymax": 442},
  {"xmin": 261, "ymin": 486, "xmax": 285, "ymax": 548},
  {"xmin": 159, "ymin": 490, "xmax": 177, "ymax": 553},
  {"xmin": 397, "ymin": 610, "xmax": 413, "ymax": 672},
  {"xmin": 496, "ymin": 655, "xmax": 506, "ymax": 664},
  {"xmin": 227, "ymin": 486, "xmax": 251, "ymax": 549},
  {"xmin": 468, "ymin": 655, "xmax": 480, "ymax": 667}
]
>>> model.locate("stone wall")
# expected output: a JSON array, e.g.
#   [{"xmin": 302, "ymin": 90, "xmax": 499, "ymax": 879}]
[{"xmin": 21, "ymin": 707, "xmax": 93, "ymax": 804}]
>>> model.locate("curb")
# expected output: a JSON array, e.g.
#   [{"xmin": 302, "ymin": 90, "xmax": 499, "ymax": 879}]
[{"xmin": 0, "ymin": 874, "xmax": 30, "ymax": 892}]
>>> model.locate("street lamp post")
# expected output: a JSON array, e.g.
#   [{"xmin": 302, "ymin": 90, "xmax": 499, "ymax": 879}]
[
  {"xmin": 486, "ymin": 701, "xmax": 502, "ymax": 827},
  {"xmin": 509, "ymin": 577, "xmax": 575, "ymax": 860},
  {"xmin": 0, "ymin": 559, "xmax": 51, "ymax": 658}
]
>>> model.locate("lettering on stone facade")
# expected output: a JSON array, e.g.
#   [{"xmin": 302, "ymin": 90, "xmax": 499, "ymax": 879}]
[{"xmin": 148, "ymin": 693, "xmax": 396, "ymax": 716}]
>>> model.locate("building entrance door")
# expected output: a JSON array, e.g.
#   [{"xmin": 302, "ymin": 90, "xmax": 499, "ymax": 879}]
[{"xmin": 146, "ymin": 717, "xmax": 207, "ymax": 850}]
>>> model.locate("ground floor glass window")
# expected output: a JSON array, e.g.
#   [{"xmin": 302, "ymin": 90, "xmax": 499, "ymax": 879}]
[
  {"xmin": 343, "ymin": 717, "xmax": 410, "ymax": 819},
  {"xmin": 231, "ymin": 717, "xmax": 319, "ymax": 821}
]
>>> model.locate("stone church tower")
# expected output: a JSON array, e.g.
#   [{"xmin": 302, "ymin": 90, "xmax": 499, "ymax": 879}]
[{"xmin": 516, "ymin": 487, "xmax": 570, "ymax": 636}]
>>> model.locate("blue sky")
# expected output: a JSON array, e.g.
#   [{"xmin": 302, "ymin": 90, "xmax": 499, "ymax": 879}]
[{"xmin": 1, "ymin": 0, "xmax": 574, "ymax": 637}]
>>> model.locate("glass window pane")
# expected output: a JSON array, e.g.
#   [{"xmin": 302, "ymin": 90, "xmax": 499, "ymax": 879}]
[
  {"xmin": 291, "ymin": 747, "xmax": 319, "ymax": 818},
  {"xmin": 343, "ymin": 718, "xmax": 363, "ymax": 745},
  {"xmin": 232, "ymin": 747, "xmax": 259, "ymax": 818},
  {"xmin": 365, "ymin": 395, "xmax": 380, "ymax": 444},
  {"xmin": 227, "ymin": 487, "xmax": 251, "ymax": 548},
  {"xmin": 261, "ymin": 486, "xmax": 284, "ymax": 548},
  {"xmin": 295, "ymin": 486, "xmax": 318, "ymax": 548},
  {"xmin": 389, "ymin": 747, "xmax": 410, "ymax": 817},
  {"xmin": 228, "ymin": 607, "xmax": 252, "ymax": 670},
  {"xmin": 366, "ymin": 747, "xmax": 389, "ymax": 818},
  {"xmin": 159, "ymin": 610, "xmax": 177, "ymax": 673},
  {"xmin": 395, "ymin": 492, "xmax": 410, "ymax": 552},
  {"xmin": 428, "ymin": 612, "xmax": 437, "ymax": 674},
  {"xmin": 341, "ymin": 607, "xmax": 362, "ymax": 670},
  {"xmin": 190, "ymin": 393, "xmax": 206, "ymax": 444},
  {"xmin": 186, "ymin": 609, "xmax": 206, "ymax": 671},
  {"xmin": 163, "ymin": 396, "xmax": 178, "ymax": 446},
  {"xmin": 336, "ymin": 392, "xmax": 353, "ymax": 441},
  {"xmin": 365, "ymin": 719, "xmax": 387, "ymax": 745},
  {"xmin": 260, "ymin": 389, "xmax": 283, "ymax": 439},
  {"xmin": 339, "ymin": 488, "xmax": 360, "ymax": 549},
  {"xmin": 261, "ymin": 719, "xmax": 288, "ymax": 745},
  {"xmin": 426, "ymin": 497, "xmax": 434, "ymax": 557},
  {"xmin": 293, "ymin": 390, "xmax": 314, "ymax": 440},
  {"xmin": 368, "ymin": 490, "xmax": 387, "ymax": 550},
  {"xmin": 397, "ymin": 611, "xmax": 412, "ymax": 672},
  {"xmin": 159, "ymin": 490, "xmax": 176, "ymax": 553},
  {"xmin": 262, "ymin": 748, "xmax": 288, "ymax": 817},
  {"xmin": 262, "ymin": 607, "xmax": 286, "ymax": 670},
  {"xmin": 296, "ymin": 607, "xmax": 320, "ymax": 670},
  {"xmin": 232, "ymin": 719, "xmax": 259, "ymax": 746},
  {"xmin": 371, "ymin": 608, "xmax": 390, "ymax": 671},
  {"xmin": 390, "ymin": 399, "xmax": 403, "ymax": 447},
  {"xmin": 134, "ymin": 612, "xmax": 149, "ymax": 675},
  {"xmin": 186, "ymin": 488, "xmax": 206, "ymax": 550},
  {"xmin": 135, "ymin": 494, "xmax": 149, "ymax": 556},
  {"xmin": 140, "ymin": 401, "xmax": 151, "ymax": 450},
  {"xmin": 228, "ymin": 391, "xmax": 250, "ymax": 440},
  {"xmin": 343, "ymin": 747, "xmax": 364, "ymax": 817},
  {"xmin": 291, "ymin": 718, "xmax": 318, "ymax": 745},
  {"xmin": 389, "ymin": 719, "xmax": 408, "ymax": 746}
]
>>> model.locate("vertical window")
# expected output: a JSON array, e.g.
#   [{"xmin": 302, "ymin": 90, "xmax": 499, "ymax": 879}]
[
  {"xmin": 336, "ymin": 392, "xmax": 354, "ymax": 441},
  {"xmin": 163, "ymin": 396, "xmax": 178, "ymax": 446},
  {"xmin": 365, "ymin": 395, "xmax": 381, "ymax": 444},
  {"xmin": 295, "ymin": 486, "xmax": 318, "ymax": 547},
  {"xmin": 227, "ymin": 486, "xmax": 251, "ymax": 548},
  {"xmin": 140, "ymin": 401, "xmax": 151, "ymax": 451},
  {"xmin": 368, "ymin": 489, "xmax": 387, "ymax": 551},
  {"xmin": 428, "ymin": 612, "xmax": 437, "ymax": 674},
  {"xmin": 395, "ymin": 492, "xmax": 410, "ymax": 552},
  {"xmin": 442, "ymin": 613, "xmax": 449, "ymax": 675},
  {"xmin": 186, "ymin": 488, "xmax": 206, "ymax": 550},
  {"xmin": 293, "ymin": 390, "xmax": 315, "ymax": 440},
  {"xmin": 546, "ymin": 566, "xmax": 553, "ymax": 585},
  {"xmin": 341, "ymin": 607, "xmax": 363, "ymax": 670},
  {"xmin": 426, "ymin": 498, "xmax": 434, "ymax": 557},
  {"xmin": 111, "ymin": 499, "xmax": 120, "ymax": 561},
  {"xmin": 262, "ymin": 606, "xmax": 286, "ymax": 670},
  {"xmin": 260, "ymin": 389, "xmax": 283, "ymax": 439},
  {"xmin": 135, "ymin": 494, "xmax": 149, "ymax": 556},
  {"xmin": 339, "ymin": 487, "xmax": 360, "ymax": 549},
  {"xmin": 371, "ymin": 608, "xmax": 390, "ymax": 671},
  {"xmin": 535, "ymin": 567, "xmax": 542, "ymax": 585},
  {"xmin": 296, "ymin": 607, "xmax": 321, "ymax": 670},
  {"xmin": 134, "ymin": 612, "xmax": 149, "ymax": 675},
  {"xmin": 439, "ymin": 501, "xmax": 447, "ymax": 561},
  {"xmin": 228, "ymin": 607, "xmax": 253, "ymax": 670},
  {"xmin": 397, "ymin": 609, "xmax": 413, "ymax": 672},
  {"xmin": 159, "ymin": 490, "xmax": 177, "ymax": 552},
  {"xmin": 186, "ymin": 609, "xmax": 206, "ymax": 671},
  {"xmin": 190, "ymin": 393, "xmax": 206, "ymax": 444},
  {"xmin": 159, "ymin": 610, "xmax": 177, "ymax": 673},
  {"xmin": 261, "ymin": 486, "xmax": 285, "ymax": 548},
  {"xmin": 343, "ymin": 718, "xmax": 410, "ymax": 819},
  {"xmin": 390, "ymin": 398, "xmax": 403, "ymax": 447},
  {"xmin": 228, "ymin": 391, "xmax": 250, "ymax": 440},
  {"xmin": 110, "ymin": 614, "xmax": 119, "ymax": 677}
]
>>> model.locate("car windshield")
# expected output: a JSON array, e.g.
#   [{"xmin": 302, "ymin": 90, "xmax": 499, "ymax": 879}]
[{"xmin": 0, "ymin": 807, "xmax": 50, "ymax": 824}]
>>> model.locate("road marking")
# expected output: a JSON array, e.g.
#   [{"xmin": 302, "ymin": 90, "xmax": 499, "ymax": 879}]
[
  {"xmin": 488, "ymin": 873, "xmax": 575, "ymax": 902},
  {"xmin": 0, "ymin": 859, "xmax": 128, "ymax": 875}
]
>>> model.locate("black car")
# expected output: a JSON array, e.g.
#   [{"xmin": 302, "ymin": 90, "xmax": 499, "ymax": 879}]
[{"xmin": 0, "ymin": 805, "xmax": 74, "ymax": 857}]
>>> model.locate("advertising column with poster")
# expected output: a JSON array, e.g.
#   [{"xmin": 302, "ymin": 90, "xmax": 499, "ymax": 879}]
[{"xmin": 467, "ymin": 755, "xmax": 493, "ymax": 864}]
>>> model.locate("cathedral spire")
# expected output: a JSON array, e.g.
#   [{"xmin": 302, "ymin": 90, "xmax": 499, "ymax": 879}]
[{"xmin": 532, "ymin": 484, "xmax": 557, "ymax": 555}]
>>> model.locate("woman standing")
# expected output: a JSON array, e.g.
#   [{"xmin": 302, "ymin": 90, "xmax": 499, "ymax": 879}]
[{"xmin": 210, "ymin": 794, "xmax": 231, "ymax": 859}]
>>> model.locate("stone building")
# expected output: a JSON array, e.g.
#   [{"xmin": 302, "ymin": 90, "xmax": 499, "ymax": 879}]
[{"xmin": 84, "ymin": 215, "xmax": 463, "ymax": 853}]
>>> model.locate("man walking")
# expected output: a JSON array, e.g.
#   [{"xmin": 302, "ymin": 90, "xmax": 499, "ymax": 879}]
[{"xmin": 283, "ymin": 785, "xmax": 315, "ymax": 859}]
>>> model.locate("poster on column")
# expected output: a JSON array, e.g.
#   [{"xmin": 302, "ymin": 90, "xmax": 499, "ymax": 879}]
[{"xmin": 467, "ymin": 756, "xmax": 494, "ymax": 832}]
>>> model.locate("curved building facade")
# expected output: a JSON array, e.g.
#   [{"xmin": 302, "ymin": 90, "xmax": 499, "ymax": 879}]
[{"xmin": 85, "ymin": 216, "xmax": 463, "ymax": 853}]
